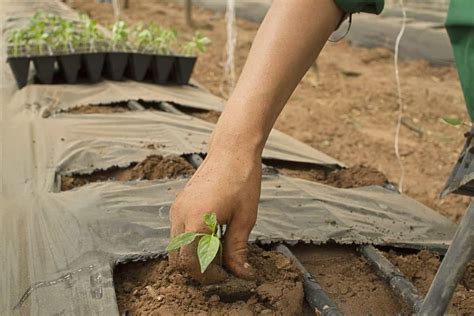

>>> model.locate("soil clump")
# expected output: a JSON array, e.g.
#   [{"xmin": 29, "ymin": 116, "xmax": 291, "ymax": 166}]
[
  {"xmin": 65, "ymin": 103, "xmax": 130, "ymax": 114},
  {"xmin": 61, "ymin": 155, "xmax": 194, "ymax": 191},
  {"xmin": 115, "ymin": 245, "xmax": 304, "ymax": 315},
  {"xmin": 277, "ymin": 164, "xmax": 388, "ymax": 188}
]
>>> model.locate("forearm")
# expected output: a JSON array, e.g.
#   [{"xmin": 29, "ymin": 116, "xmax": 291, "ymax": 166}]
[{"xmin": 210, "ymin": 0, "xmax": 343, "ymax": 157}]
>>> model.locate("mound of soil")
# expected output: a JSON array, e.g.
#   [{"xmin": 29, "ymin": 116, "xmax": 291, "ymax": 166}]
[
  {"xmin": 276, "ymin": 163, "xmax": 388, "ymax": 188},
  {"xmin": 65, "ymin": 103, "xmax": 130, "ymax": 114},
  {"xmin": 291, "ymin": 245, "xmax": 410, "ymax": 315},
  {"xmin": 385, "ymin": 250, "xmax": 474, "ymax": 314},
  {"xmin": 115, "ymin": 245, "xmax": 304, "ymax": 315},
  {"xmin": 61, "ymin": 155, "xmax": 194, "ymax": 191}
]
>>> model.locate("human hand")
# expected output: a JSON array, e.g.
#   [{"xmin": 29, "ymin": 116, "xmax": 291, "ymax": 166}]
[{"xmin": 169, "ymin": 151, "xmax": 261, "ymax": 284}]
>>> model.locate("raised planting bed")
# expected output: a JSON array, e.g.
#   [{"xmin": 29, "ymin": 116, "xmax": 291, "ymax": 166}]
[
  {"xmin": 60, "ymin": 155, "xmax": 194, "ymax": 191},
  {"xmin": 383, "ymin": 249, "xmax": 474, "ymax": 314},
  {"xmin": 292, "ymin": 244, "xmax": 411, "ymax": 315},
  {"xmin": 268, "ymin": 160, "xmax": 389, "ymax": 189},
  {"xmin": 114, "ymin": 245, "xmax": 305, "ymax": 315},
  {"xmin": 5, "ymin": 13, "xmax": 210, "ymax": 88}
]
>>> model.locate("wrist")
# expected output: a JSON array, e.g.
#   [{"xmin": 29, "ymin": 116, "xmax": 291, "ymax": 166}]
[{"xmin": 208, "ymin": 116, "xmax": 265, "ymax": 160}]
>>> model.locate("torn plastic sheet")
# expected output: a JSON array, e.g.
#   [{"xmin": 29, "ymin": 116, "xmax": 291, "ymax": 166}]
[
  {"xmin": 441, "ymin": 129, "xmax": 474, "ymax": 197},
  {"xmin": 5, "ymin": 80, "xmax": 226, "ymax": 119},
  {"xmin": 0, "ymin": 174, "xmax": 457, "ymax": 314},
  {"xmin": 29, "ymin": 111, "xmax": 342, "ymax": 188}
]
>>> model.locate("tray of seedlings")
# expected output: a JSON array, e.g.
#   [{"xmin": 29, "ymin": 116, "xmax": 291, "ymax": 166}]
[{"xmin": 5, "ymin": 11, "xmax": 211, "ymax": 88}]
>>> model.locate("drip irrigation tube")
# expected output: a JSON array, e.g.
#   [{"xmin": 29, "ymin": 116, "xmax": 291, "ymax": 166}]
[
  {"xmin": 156, "ymin": 101, "xmax": 184, "ymax": 115},
  {"xmin": 275, "ymin": 244, "xmax": 344, "ymax": 316},
  {"xmin": 358, "ymin": 245, "xmax": 422, "ymax": 311},
  {"xmin": 127, "ymin": 100, "xmax": 145, "ymax": 111}
]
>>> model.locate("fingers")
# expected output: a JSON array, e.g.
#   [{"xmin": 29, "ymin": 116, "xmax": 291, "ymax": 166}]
[{"xmin": 223, "ymin": 214, "xmax": 256, "ymax": 280}]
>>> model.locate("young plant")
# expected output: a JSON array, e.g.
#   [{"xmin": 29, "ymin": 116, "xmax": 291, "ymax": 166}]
[
  {"xmin": 80, "ymin": 14, "xmax": 103, "ymax": 52},
  {"xmin": 150, "ymin": 25, "xmax": 177, "ymax": 55},
  {"xmin": 130, "ymin": 23, "xmax": 153, "ymax": 53},
  {"xmin": 26, "ymin": 12, "xmax": 55, "ymax": 55},
  {"xmin": 180, "ymin": 31, "xmax": 211, "ymax": 57},
  {"xmin": 166, "ymin": 212, "xmax": 222, "ymax": 273},
  {"xmin": 55, "ymin": 18, "xmax": 80, "ymax": 54},
  {"xmin": 7, "ymin": 28, "xmax": 30, "ymax": 57},
  {"xmin": 110, "ymin": 19, "xmax": 129, "ymax": 51}
]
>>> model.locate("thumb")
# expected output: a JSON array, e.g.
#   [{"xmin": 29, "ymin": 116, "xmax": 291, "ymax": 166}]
[{"xmin": 223, "ymin": 217, "xmax": 256, "ymax": 280}]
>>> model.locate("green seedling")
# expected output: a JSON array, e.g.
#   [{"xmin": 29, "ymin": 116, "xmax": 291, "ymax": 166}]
[
  {"xmin": 110, "ymin": 19, "xmax": 129, "ymax": 51},
  {"xmin": 166, "ymin": 212, "xmax": 222, "ymax": 273},
  {"xmin": 80, "ymin": 14, "xmax": 103, "ymax": 52},
  {"xmin": 147, "ymin": 24, "xmax": 177, "ymax": 55},
  {"xmin": 7, "ymin": 28, "xmax": 30, "ymax": 57},
  {"xmin": 54, "ymin": 18, "xmax": 81, "ymax": 53},
  {"xmin": 130, "ymin": 23, "xmax": 153, "ymax": 52},
  {"xmin": 181, "ymin": 31, "xmax": 211, "ymax": 57}
]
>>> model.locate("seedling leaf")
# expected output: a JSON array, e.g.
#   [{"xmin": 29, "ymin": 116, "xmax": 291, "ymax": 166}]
[
  {"xmin": 166, "ymin": 232, "xmax": 201, "ymax": 252},
  {"xmin": 442, "ymin": 117, "xmax": 464, "ymax": 126},
  {"xmin": 197, "ymin": 235, "xmax": 220, "ymax": 273},
  {"xmin": 204, "ymin": 212, "xmax": 217, "ymax": 233}
]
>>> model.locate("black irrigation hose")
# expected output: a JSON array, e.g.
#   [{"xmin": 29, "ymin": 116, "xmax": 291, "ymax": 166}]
[
  {"xmin": 156, "ymin": 101, "xmax": 184, "ymax": 115},
  {"xmin": 275, "ymin": 244, "xmax": 344, "ymax": 316},
  {"xmin": 418, "ymin": 203, "xmax": 474, "ymax": 316},
  {"xmin": 358, "ymin": 245, "xmax": 422, "ymax": 312}
]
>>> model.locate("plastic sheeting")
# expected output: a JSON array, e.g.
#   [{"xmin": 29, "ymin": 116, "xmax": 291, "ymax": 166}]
[
  {"xmin": 441, "ymin": 129, "xmax": 474, "ymax": 197},
  {"xmin": 0, "ymin": 0, "xmax": 458, "ymax": 315}
]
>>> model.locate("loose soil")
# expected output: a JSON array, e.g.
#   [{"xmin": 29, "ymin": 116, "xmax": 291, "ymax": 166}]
[
  {"xmin": 271, "ymin": 161, "xmax": 388, "ymax": 188},
  {"xmin": 291, "ymin": 244, "xmax": 411, "ymax": 315},
  {"xmin": 385, "ymin": 250, "xmax": 474, "ymax": 315},
  {"xmin": 115, "ymin": 245, "xmax": 305, "ymax": 315},
  {"xmin": 71, "ymin": 0, "xmax": 471, "ymax": 222},
  {"xmin": 177, "ymin": 107, "xmax": 221, "ymax": 124},
  {"xmin": 64, "ymin": 103, "xmax": 130, "ymax": 114},
  {"xmin": 61, "ymin": 155, "xmax": 194, "ymax": 191}
]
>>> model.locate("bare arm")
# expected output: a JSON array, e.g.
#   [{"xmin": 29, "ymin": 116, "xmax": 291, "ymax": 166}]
[{"xmin": 170, "ymin": 0, "xmax": 343, "ymax": 282}]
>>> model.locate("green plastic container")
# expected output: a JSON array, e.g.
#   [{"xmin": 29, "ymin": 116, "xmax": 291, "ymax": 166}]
[{"xmin": 445, "ymin": 0, "xmax": 474, "ymax": 121}]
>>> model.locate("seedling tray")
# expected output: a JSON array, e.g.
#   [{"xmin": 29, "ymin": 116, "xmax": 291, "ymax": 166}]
[
  {"xmin": 7, "ymin": 51, "xmax": 199, "ymax": 88},
  {"xmin": 127, "ymin": 53, "xmax": 153, "ymax": 81},
  {"xmin": 7, "ymin": 57, "xmax": 30, "ymax": 89}
]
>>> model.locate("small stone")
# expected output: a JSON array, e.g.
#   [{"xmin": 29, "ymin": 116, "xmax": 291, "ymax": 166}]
[
  {"xmin": 209, "ymin": 294, "xmax": 220, "ymax": 305},
  {"xmin": 122, "ymin": 282, "xmax": 134, "ymax": 293},
  {"xmin": 157, "ymin": 295, "xmax": 164, "ymax": 302},
  {"xmin": 132, "ymin": 289, "xmax": 139, "ymax": 297},
  {"xmin": 260, "ymin": 309, "xmax": 273, "ymax": 315}
]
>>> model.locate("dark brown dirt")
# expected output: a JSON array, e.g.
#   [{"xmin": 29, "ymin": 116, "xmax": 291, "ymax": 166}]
[
  {"xmin": 385, "ymin": 250, "xmax": 474, "ymax": 315},
  {"xmin": 274, "ymin": 162, "xmax": 388, "ymax": 188},
  {"xmin": 71, "ymin": 0, "xmax": 471, "ymax": 222},
  {"xmin": 61, "ymin": 155, "xmax": 194, "ymax": 191},
  {"xmin": 64, "ymin": 103, "xmax": 130, "ymax": 114},
  {"xmin": 115, "ymin": 245, "xmax": 304, "ymax": 315},
  {"xmin": 291, "ymin": 244, "xmax": 411, "ymax": 315},
  {"xmin": 177, "ymin": 107, "xmax": 221, "ymax": 124}
]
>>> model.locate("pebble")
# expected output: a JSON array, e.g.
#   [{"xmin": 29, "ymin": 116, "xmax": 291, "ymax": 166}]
[
  {"xmin": 209, "ymin": 294, "xmax": 220, "ymax": 305},
  {"xmin": 260, "ymin": 309, "xmax": 273, "ymax": 315}
]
